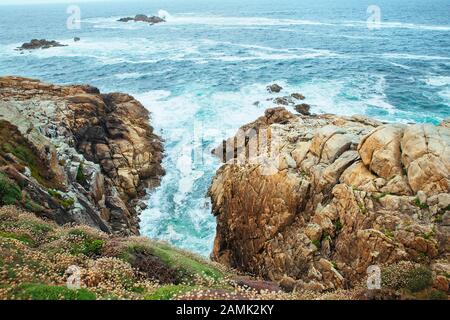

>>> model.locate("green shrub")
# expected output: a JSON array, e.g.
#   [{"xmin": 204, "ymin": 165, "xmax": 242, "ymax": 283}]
[
  {"xmin": 48, "ymin": 189, "xmax": 75, "ymax": 209},
  {"xmin": 67, "ymin": 229, "xmax": 104, "ymax": 256},
  {"xmin": 121, "ymin": 242, "xmax": 224, "ymax": 282},
  {"xmin": 145, "ymin": 285, "xmax": 199, "ymax": 300},
  {"xmin": 404, "ymin": 266, "xmax": 433, "ymax": 293},
  {"xmin": 381, "ymin": 262, "xmax": 433, "ymax": 293},
  {"xmin": 2, "ymin": 142, "xmax": 50, "ymax": 188},
  {"xmin": 0, "ymin": 231, "xmax": 34, "ymax": 246},
  {"xmin": 150, "ymin": 243, "xmax": 224, "ymax": 281},
  {"xmin": 12, "ymin": 283, "xmax": 96, "ymax": 300},
  {"xmin": 428, "ymin": 290, "xmax": 447, "ymax": 300},
  {"xmin": 70, "ymin": 238, "xmax": 104, "ymax": 257},
  {"xmin": 334, "ymin": 219, "xmax": 343, "ymax": 233},
  {"xmin": 60, "ymin": 198, "xmax": 75, "ymax": 209},
  {"xmin": 414, "ymin": 198, "xmax": 429, "ymax": 210},
  {"xmin": 24, "ymin": 200, "xmax": 44, "ymax": 213},
  {"xmin": 0, "ymin": 173, "xmax": 22, "ymax": 205},
  {"xmin": 76, "ymin": 162, "xmax": 87, "ymax": 185},
  {"xmin": 312, "ymin": 239, "xmax": 321, "ymax": 248}
]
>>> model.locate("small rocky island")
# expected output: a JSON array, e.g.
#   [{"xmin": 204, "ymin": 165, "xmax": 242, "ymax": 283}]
[
  {"xmin": 118, "ymin": 14, "xmax": 165, "ymax": 25},
  {"xmin": 16, "ymin": 39, "xmax": 67, "ymax": 51}
]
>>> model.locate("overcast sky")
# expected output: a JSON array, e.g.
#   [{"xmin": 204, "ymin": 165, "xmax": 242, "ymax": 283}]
[{"xmin": 0, "ymin": 0, "xmax": 118, "ymax": 5}]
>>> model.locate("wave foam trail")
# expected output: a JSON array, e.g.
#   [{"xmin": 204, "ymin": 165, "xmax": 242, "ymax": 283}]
[
  {"xmin": 425, "ymin": 76, "xmax": 450, "ymax": 87},
  {"xmin": 136, "ymin": 84, "xmax": 290, "ymax": 255},
  {"xmin": 382, "ymin": 53, "xmax": 450, "ymax": 61},
  {"xmin": 85, "ymin": 14, "xmax": 450, "ymax": 32}
]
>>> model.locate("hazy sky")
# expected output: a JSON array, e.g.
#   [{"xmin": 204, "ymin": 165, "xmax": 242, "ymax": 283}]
[{"xmin": 0, "ymin": 0, "xmax": 118, "ymax": 5}]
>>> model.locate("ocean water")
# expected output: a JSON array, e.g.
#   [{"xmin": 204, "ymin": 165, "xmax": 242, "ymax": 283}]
[{"xmin": 0, "ymin": 0, "xmax": 449, "ymax": 256}]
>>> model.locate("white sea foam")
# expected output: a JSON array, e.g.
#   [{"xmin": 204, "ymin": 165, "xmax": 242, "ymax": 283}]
[
  {"xmin": 10, "ymin": 36, "xmax": 342, "ymax": 66},
  {"xmin": 425, "ymin": 76, "xmax": 450, "ymax": 87},
  {"xmin": 425, "ymin": 77, "xmax": 450, "ymax": 106},
  {"xmin": 389, "ymin": 62, "xmax": 412, "ymax": 70},
  {"xmin": 382, "ymin": 53, "xmax": 450, "ymax": 61},
  {"xmin": 136, "ymin": 83, "xmax": 290, "ymax": 255},
  {"xmin": 378, "ymin": 21, "xmax": 450, "ymax": 31},
  {"xmin": 342, "ymin": 20, "xmax": 450, "ymax": 31},
  {"xmin": 439, "ymin": 88, "xmax": 450, "ymax": 102},
  {"xmin": 85, "ymin": 13, "xmax": 450, "ymax": 32},
  {"xmin": 157, "ymin": 10, "xmax": 172, "ymax": 21},
  {"xmin": 291, "ymin": 75, "xmax": 397, "ymax": 118},
  {"xmin": 114, "ymin": 72, "xmax": 143, "ymax": 80},
  {"xmin": 84, "ymin": 14, "xmax": 333, "ymax": 28},
  {"xmin": 211, "ymin": 47, "xmax": 340, "ymax": 62},
  {"xmin": 7, "ymin": 37, "xmax": 204, "ymax": 65}
]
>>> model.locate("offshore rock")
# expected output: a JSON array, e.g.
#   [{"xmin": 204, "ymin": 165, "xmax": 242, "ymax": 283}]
[
  {"xmin": 17, "ymin": 39, "xmax": 67, "ymax": 51},
  {"xmin": 118, "ymin": 14, "xmax": 165, "ymax": 25}
]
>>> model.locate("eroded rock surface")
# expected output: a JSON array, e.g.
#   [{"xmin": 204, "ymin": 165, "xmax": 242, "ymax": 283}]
[
  {"xmin": 209, "ymin": 103, "xmax": 450, "ymax": 293},
  {"xmin": 0, "ymin": 76, "xmax": 164, "ymax": 235}
]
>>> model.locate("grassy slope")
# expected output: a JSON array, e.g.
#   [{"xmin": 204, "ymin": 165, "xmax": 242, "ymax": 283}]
[
  {"xmin": 0, "ymin": 206, "xmax": 233, "ymax": 300},
  {"xmin": 0, "ymin": 206, "xmax": 446, "ymax": 300}
]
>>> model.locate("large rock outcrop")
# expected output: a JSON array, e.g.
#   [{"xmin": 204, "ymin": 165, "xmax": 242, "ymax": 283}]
[
  {"xmin": 209, "ymin": 104, "xmax": 450, "ymax": 293},
  {"xmin": 0, "ymin": 76, "xmax": 164, "ymax": 235}
]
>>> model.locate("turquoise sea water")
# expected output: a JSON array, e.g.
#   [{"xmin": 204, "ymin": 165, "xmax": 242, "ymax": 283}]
[{"xmin": 0, "ymin": 0, "xmax": 449, "ymax": 256}]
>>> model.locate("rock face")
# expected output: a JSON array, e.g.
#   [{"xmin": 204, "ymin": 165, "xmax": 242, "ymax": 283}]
[
  {"xmin": 17, "ymin": 39, "xmax": 67, "ymax": 51},
  {"xmin": 294, "ymin": 103, "xmax": 311, "ymax": 116},
  {"xmin": 209, "ymin": 102, "xmax": 450, "ymax": 293},
  {"xmin": 118, "ymin": 15, "xmax": 165, "ymax": 25},
  {"xmin": 0, "ymin": 76, "xmax": 164, "ymax": 235}
]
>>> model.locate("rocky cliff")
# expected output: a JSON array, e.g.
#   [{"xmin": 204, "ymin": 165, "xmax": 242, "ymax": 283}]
[
  {"xmin": 0, "ymin": 76, "xmax": 164, "ymax": 235},
  {"xmin": 209, "ymin": 101, "xmax": 450, "ymax": 296}
]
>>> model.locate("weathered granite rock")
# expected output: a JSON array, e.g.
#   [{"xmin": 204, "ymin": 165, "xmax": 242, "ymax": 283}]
[
  {"xmin": 17, "ymin": 39, "xmax": 67, "ymax": 51},
  {"xmin": 209, "ymin": 101, "xmax": 450, "ymax": 292},
  {"xmin": 0, "ymin": 76, "xmax": 164, "ymax": 235}
]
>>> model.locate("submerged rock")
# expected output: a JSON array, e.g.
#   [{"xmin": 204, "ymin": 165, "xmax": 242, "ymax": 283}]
[
  {"xmin": 0, "ymin": 76, "xmax": 164, "ymax": 235},
  {"xmin": 294, "ymin": 103, "xmax": 311, "ymax": 115},
  {"xmin": 291, "ymin": 93, "xmax": 306, "ymax": 100},
  {"xmin": 17, "ymin": 39, "xmax": 67, "ymax": 51},
  {"xmin": 267, "ymin": 84, "xmax": 283, "ymax": 93}
]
